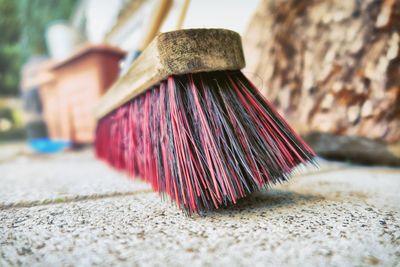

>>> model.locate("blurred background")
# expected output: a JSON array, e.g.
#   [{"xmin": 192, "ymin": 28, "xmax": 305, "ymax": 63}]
[
  {"xmin": 0, "ymin": 0, "xmax": 399, "ymax": 165},
  {"xmin": 0, "ymin": 0, "xmax": 259, "ymax": 154}
]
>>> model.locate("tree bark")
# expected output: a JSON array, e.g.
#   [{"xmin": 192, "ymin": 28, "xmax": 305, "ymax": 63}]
[{"xmin": 243, "ymin": 0, "xmax": 400, "ymax": 165}]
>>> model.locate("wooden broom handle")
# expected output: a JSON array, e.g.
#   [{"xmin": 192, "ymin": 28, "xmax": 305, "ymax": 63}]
[
  {"xmin": 175, "ymin": 0, "xmax": 190, "ymax": 30},
  {"xmin": 96, "ymin": 29, "xmax": 245, "ymax": 119},
  {"xmin": 137, "ymin": 0, "xmax": 173, "ymax": 51}
]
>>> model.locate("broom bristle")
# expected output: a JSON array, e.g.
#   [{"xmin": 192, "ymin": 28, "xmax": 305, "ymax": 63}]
[{"xmin": 95, "ymin": 70, "xmax": 316, "ymax": 214}]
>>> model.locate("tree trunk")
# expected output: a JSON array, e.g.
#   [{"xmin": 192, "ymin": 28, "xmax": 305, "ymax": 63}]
[{"xmin": 243, "ymin": 0, "xmax": 400, "ymax": 165}]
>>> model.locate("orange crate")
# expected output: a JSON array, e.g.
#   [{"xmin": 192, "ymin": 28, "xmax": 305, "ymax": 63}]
[{"xmin": 46, "ymin": 44, "xmax": 125, "ymax": 143}]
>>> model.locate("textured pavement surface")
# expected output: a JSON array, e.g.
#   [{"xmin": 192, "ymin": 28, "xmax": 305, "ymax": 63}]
[
  {"xmin": 0, "ymin": 150, "xmax": 150, "ymax": 208},
  {"xmin": 0, "ymin": 145, "xmax": 399, "ymax": 266}
]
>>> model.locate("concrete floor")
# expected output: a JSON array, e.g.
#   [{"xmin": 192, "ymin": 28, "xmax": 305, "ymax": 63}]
[{"xmin": 0, "ymin": 146, "xmax": 399, "ymax": 266}]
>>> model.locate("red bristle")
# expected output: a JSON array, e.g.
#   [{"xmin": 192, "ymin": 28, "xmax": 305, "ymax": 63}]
[{"xmin": 95, "ymin": 70, "xmax": 316, "ymax": 214}]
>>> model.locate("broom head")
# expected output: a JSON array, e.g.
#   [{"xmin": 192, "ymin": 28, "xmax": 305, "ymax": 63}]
[{"xmin": 95, "ymin": 29, "xmax": 316, "ymax": 214}]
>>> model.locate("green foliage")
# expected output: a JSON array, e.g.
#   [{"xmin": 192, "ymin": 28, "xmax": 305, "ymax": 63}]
[
  {"xmin": 0, "ymin": 0, "xmax": 21, "ymax": 96},
  {"xmin": 0, "ymin": 0, "xmax": 77, "ymax": 96},
  {"xmin": 18, "ymin": 0, "xmax": 77, "ymax": 59}
]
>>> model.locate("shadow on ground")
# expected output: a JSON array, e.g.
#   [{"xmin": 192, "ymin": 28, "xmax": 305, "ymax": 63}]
[{"xmin": 204, "ymin": 189, "xmax": 323, "ymax": 216}]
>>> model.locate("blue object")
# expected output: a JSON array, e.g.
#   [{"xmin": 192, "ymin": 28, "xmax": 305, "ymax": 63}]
[{"xmin": 28, "ymin": 138, "xmax": 71, "ymax": 154}]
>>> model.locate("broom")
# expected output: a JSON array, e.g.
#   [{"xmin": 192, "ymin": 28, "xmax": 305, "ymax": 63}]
[{"xmin": 95, "ymin": 18, "xmax": 316, "ymax": 216}]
